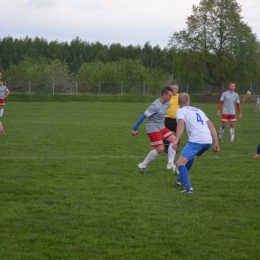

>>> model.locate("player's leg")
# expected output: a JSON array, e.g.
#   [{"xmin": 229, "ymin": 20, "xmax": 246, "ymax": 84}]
[
  {"xmin": 164, "ymin": 129, "xmax": 177, "ymax": 171},
  {"xmin": 163, "ymin": 118, "xmax": 176, "ymax": 153},
  {"xmin": 254, "ymin": 143, "xmax": 260, "ymax": 158},
  {"xmin": 219, "ymin": 115, "xmax": 228, "ymax": 141},
  {"xmin": 0, "ymin": 121, "xmax": 4, "ymax": 134},
  {"xmin": 138, "ymin": 132, "xmax": 162, "ymax": 174},
  {"xmin": 229, "ymin": 116, "xmax": 237, "ymax": 142},
  {"xmin": 0, "ymin": 102, "xmax": 4, "ymax": 118}
]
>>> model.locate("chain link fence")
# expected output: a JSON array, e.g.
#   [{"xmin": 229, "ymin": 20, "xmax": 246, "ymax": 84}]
[{"xmin": 3, "ymin": 80, "xmax": 260, "ymax": 96}]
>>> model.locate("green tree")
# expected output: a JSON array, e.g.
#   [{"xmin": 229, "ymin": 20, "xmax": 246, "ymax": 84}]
[{"xmin": 168, "ymin": 0, "xmax": 260, "ymax": 94}]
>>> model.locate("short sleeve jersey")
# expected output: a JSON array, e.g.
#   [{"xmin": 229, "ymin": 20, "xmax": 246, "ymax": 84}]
[
  {"xmin": 220, "ymin": 91, "xmax": 240, "ymax": 115},
  {"xmin": 165, "ymin": 94, "xmax": 180, "ymax": 119},
  {"xmin": 176, "ymin": 106, "xmax": 212, "ymax": 144},
  {"xmin": 0, "ymin": 85, "xmax": 9, "ymax": 98},
  {"xmin": 144, "ymin": 98, "xmax": 170, "ymax": 133}
]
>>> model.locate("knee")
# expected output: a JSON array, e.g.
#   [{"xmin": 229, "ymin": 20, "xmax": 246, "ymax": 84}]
[{"xmin": 155, "ymin": 146, "xmax": 163, "ymax": 154}]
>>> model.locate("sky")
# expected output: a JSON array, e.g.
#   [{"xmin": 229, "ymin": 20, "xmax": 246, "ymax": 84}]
[{"xmin": 0, "ymin": 0, "xmax": 259, "ymax": 48}]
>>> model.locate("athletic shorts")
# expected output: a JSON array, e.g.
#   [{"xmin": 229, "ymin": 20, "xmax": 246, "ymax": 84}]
[
  {"xmin": 147, "ymin": 127, "xmax": 173, "ymax": 147},
  {"xmin": 0, "ymin": 98, "xmax": 5, "ymax": 106},
  {"xmin": 221, "ymin": 114, "xmax": 236, "ymax": 122},
  {"xmin": 180, "ymin": 142, "xmax": 211, "ymax": 161},
  {"xmin": 164, "ymin": 118, "xmax": 177, "ymax": 133}
]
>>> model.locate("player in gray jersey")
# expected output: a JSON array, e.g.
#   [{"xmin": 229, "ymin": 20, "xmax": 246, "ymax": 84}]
[
  {"xmin": 0, "ymin": 81, "xmax": 10, "ymax": 118},
  {"xmin": 217, "ymin": 82, "xmax": 242, "ymax": 142},
  {"xmin": 131, "ymin": 86, "xmax": 178, "ymax": 174}
]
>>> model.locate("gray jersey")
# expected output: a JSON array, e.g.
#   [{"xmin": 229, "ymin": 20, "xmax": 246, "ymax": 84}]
[
  {"xmin": 0, "ymin": 85, "xmax": 9, "ymax": 98},
  {"xmin": 220, "ymin": 91, "xmax": 240, "ymax": 115},
  {"xmin": 144, "ymin": 98, "xmax": 170, "ymax": 133}
]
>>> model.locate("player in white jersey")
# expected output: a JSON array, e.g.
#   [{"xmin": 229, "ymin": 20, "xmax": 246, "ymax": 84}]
[
  {"xmin": 217, "ymin": 82, "xmax": 242, "ymax": 142},
  {"xmin": 131, "ymin": 86, "xmax": 177, "ymax": 174},
  {"xmin": 0, "ymin": 81, "xmax": 10, "ymax": 118},
  {"xmin": 172, "ymin": 93, "xmax": 219, "ymax": 193}
]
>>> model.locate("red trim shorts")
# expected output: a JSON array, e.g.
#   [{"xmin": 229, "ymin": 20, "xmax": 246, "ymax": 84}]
[{"xmin": 147, "ymin": 127, "xmax": 173, "ymax": 147}]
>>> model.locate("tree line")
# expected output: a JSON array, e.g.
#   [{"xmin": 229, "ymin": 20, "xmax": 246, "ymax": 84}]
[{"xmin": 0, "ymin": 0, "xmax": 259, "ymax": 95}]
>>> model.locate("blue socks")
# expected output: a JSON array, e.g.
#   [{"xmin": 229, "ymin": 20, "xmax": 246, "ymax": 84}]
[
  {"xmin": 177, "ymin": 159, "xmax": 194, "ymax": 189},
  {"xmin": 177, "ymin": 165, "xmax": 192, "ymax": 189},
  {"xmin": 257, "ymin": 144, "xmax": 260, "ymax": 154}
]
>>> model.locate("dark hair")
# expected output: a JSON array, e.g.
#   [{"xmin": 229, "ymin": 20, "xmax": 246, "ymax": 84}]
[
  {"xmin": 230, "ymin": 81, "xmax": 236, "ymax": 85},
  {"xmin": 161, "ymin": 86, "xmax": 173, "ymax": 96}
]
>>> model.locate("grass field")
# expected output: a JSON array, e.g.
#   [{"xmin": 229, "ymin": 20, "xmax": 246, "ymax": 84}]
[{"xmin": 0, "ymin": 101, "xmax": 260, "ymax": 260}]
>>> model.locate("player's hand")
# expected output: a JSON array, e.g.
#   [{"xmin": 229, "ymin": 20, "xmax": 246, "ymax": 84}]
[
  {"xmin": 131, "ymin": 130, "xmax": 138, "ymax": 136},
  {"xmin": 213, "ymin": 144, "xmax": 220, "ymax": 155},
  {"xmin": 172, "ymin": 142, "xmax": 178, "ymax": 151}
]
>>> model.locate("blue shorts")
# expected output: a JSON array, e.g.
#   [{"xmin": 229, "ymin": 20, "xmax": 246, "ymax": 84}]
[{"xmin": 180, "ymin": 142, "xmax": 212, "ymax": 161}]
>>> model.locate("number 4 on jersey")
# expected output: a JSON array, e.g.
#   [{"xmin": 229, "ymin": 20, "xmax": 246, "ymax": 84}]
[{"xmin": 196, "ymin": 113, "xmax": 204, "ymax": 125}]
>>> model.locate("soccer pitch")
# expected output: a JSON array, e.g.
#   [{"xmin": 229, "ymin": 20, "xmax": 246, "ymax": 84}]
[{"xmin": 0, "ymin": 101, "xmax": 259, "ymax": 259}]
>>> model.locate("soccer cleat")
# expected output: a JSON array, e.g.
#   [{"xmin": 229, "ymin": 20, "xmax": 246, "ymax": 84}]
[
  {"xmin": 219, "ymin": 137, "xmax": 223, "ymax": 142},
  {"xmin": 138, "ymin": 163, "xmax": 146, "ymax": 175},
  {"xmin": 254, "ymin": 154, "xmax": 260, "ymax": 158},
  {"xmin": 175, "ymin": 180, "xmax": 182, "ymax": 187},
  {"xmin": 180, "ymin": 187, "xmax": 193, "ymax": 193},
  {"xmin": 167, "ymin": 163, "xmax": 174, "ymax": 170}
]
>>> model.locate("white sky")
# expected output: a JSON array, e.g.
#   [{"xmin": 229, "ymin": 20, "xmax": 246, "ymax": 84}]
[{"xmin": 0, "ymin": 0, "xmax": 259, "ymax": 48}]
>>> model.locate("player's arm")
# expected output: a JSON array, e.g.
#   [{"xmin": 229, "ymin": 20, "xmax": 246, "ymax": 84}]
[
  {"xmin": 236, "ymin": 103, "xmax": 242, "ymax": 118},
  {"xmin": 173, "ymin": 118, "xmax": 184, "ymax": 150},
  {"xmin": 4, "ymin": 90, "xmax": 10, "ymax": 98},
  {"xmin": 217, "ymin": 101, "xmax": 223, "ymax": 117},
  {"xmin": 207, "ymin": 120, "xmax": 220, "ymax": 154},
  {"xmin": 131, "ymin": 114, "xmax": 147, "ymax": 136}
]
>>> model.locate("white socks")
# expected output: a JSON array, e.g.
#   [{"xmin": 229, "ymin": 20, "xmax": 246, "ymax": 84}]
[
  {"xmin": 0, "ymin": 109, "xmax": 3, "ymax": 117},
  {"xmin": 219, "ymin": 127, "xmax": 225, "ymax": 138},
  {"xmin": 142, "ymin": 149, "xmax": 159, "ymax": 166},
  {"xmin": 168, "ymin": 143, "xmax": 176, "ymax": 165},
  {"xmin": 230, "ymin": 128, "xmax": 235, "ymax": 141}
]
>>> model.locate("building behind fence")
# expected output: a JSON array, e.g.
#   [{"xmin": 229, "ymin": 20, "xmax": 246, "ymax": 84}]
[{"xmin": 3, "ymin": 80, "xmax": 260, "ymax": 96}]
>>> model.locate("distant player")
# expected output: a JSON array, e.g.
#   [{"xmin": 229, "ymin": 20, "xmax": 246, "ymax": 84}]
[
  {"xmin": 131, "ymin": 86, "xmax": 177, "ymax": 174},
  {"xmin": 0, "ymin": 81, "xmax": 10, "ymax": 118},
  {"xmin": 254, "ymin": 96, "xmax": 260, "ymax": 158},
  {"xmin": 217, "ymin": 82, "xmax": 242, "ymax": 142},
  {"xmin": 173, "ymin": 93, "xmax": 220, "ymax": 193}
]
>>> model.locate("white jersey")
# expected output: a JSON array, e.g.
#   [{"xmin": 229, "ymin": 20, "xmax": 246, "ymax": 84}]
[
  {"xmin": 220, "ymin": 91, "xmax": 240, "ymax": 115},
  {"xmin": 176, "ymin": 106, "xmax": 212, "ymax": 144}
]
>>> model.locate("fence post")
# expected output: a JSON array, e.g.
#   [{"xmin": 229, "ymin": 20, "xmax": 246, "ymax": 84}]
[
  {"xmin": 121, "ymin": 82, "xmax": 123, "ymax": 94},
  {"xmin": 76, "ymin": 81, "xmax": 78, "ymax": 95},
  {"xmin": 29, "ymin": 81, "xmax": 31, "ymax": 94},
  {"xmin": 143, "ymin": 82, "xmax": 145, "ymax": 96},
  {"xmin": 98, "ymin": 82, "xmax": 101, "ymax": 95},
  {"xmin": 52, "ymin": 81, "xmax": 55, "ymax": 95}
]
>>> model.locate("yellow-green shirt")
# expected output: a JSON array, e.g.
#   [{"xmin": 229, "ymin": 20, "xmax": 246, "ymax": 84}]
[{"xmin": 165, "ymin": 94, "xmax": 180, "ymax": 119}]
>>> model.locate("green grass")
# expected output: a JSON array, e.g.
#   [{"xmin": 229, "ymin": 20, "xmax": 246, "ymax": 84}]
[{"xmin": 0, "ymin": 101, "xmax": 260, "ymax": 260}]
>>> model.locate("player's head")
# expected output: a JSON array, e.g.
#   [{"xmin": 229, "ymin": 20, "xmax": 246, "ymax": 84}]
[
  {"xmin": 229, "ymin": 82, "xmax": 236, "ymax": 92},
  {"xmin": 161, "ymin": 86, "xmax": 173, "ymax": 102},
  {"xmin": 0, "ymin": 81, "xmax": 3, "ymax": 86},
  {"xmin": 170, "ymin": 84, "xmax": 179, "ymax": 95},
  {"xmin": 178, "ymin": 92, "xmax": 190, "ymax": 107}
]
